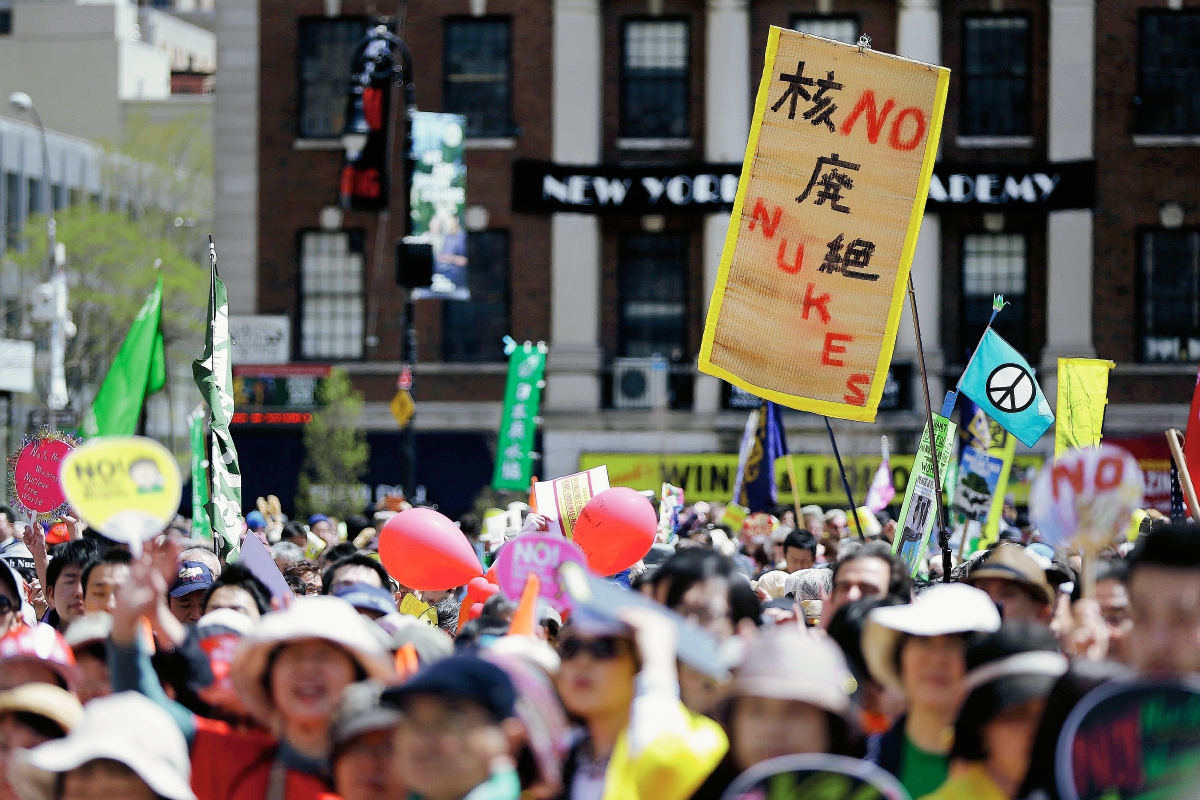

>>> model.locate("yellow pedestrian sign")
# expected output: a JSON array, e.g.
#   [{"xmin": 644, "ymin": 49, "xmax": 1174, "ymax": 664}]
[{"xmin": 390, "ymin": 390, "xmax": 414, "ymax": 428}]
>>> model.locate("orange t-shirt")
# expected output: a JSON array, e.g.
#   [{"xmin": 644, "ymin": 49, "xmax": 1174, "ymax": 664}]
[{"xmin": 190, "ymin": 717, "xmax": 339, "ymax": 800}]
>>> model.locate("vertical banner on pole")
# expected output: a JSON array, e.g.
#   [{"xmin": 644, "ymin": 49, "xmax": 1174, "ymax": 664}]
[
  {"xmin": 892, "ymin": 413, "xmax": 957, "ymax": 575},
  {"xmin": 698, "ymin": 27, "xmax": 949, "ymax": 422},
  {"xmin": 188, "ymin": 408, "xmax": 211, "ymax": 542},
  {"xmin": 492, "ymin": 343, "xmax": 547, "ymax": 492}
]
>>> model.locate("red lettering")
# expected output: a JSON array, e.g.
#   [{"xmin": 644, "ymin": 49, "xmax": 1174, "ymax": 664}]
[
  {"xmin": 1051, "ymin": 462, "xmax": 1085, "ymax": 501},
  {"xmin": 776, "ymin": 239, "xmax": 803, "ymax": 274},
  {"xmin": 1094, "ymin": 456, "xmax": 1125, "ymax": 491},
  {"xmin": 889, "ymin": 107, "xmax": 927, "ymax": 151},
  {"xmin": 802, "ymin": 283, "xmax": 831, "ymax": 324},
  {"xmin": 840, "ymin": 90, "xmax": 895, "ymax": 143},
  {"xmin": 363, "ymin": 86, "xmax": 385, "ymax": 130},
  {"xmin": 747, "ymin": 197, "xmax": 782, "ymax": 238},
  {"xmin": 822, "ymin": 333, "xmax": 852, "ymax": 367},
  {"xmin": 844, "ymin": 373, "xmax": 870, "ymax": 405}
]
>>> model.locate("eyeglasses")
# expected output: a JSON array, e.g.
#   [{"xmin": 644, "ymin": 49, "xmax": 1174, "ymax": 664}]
[{"xmin": 558, "ymin": 636, "xmax": 627, "ymax": 661}]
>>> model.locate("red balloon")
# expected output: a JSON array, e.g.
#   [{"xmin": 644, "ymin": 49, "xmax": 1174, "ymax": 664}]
[
  {"xmin": 466, "ymin": 576, "xmax": 491, "ymax": 601},
  {"xmin": 485, "ymin": 564, "xmax": 499, "ymax": 584},
  {"xmin": 572, "ymin": 487, "xmax": 657, "ymax": 576},
  {"xmin": 466, "ymin": 602, "xmax": 484, "ymax": 623},
  {"xmin": 477, "ymin": 583, "xmax": 501, "ymax": 602},
  {"xmin": 379, "ymin": 508, "xmax": 484, "ymax": 591}
]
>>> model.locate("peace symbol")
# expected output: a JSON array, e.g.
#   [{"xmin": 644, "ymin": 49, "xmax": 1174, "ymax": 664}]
[{"xmin": 986, "ymin": 363, "xmax": 1035, "ymax": 414}]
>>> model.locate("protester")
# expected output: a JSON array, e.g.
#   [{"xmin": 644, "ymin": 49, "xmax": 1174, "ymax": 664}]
[
  {"xmin": 823, "ymin": 541, "xmax": 910, "ymax": 628},
  {"xmin": 8, "ymin": 692, "xmax": 193, "ymax": 800},
  {"xmin": 279, "ymin": 522, "xmax": 308, "ymax": 550},
  {"xmin": 0, "ymin": 512, "xmax": 33, "ymax": 579},
  {"xmin": 1125, "ymin": 523, "xmax": 1200, "ymax": 675},
  {"xmin": 191, "ymin": 609, "xmax": 257, "ymax": 724},
  {"xmin": 800, "ymin": 505, "xmax": 825, "ymax": 539},
  {"xmin": 42, "ymin": 540, "xmax": 105, "ymax": 632},
  {"xmin": 0, "ymin": 564, "xmax": 28, "ymax": 639},
  {"xmin": 167, "ymin": 561, "xmax": 215, "ymax": 625},
  {"xmin": 1090, "ymin": 559, "xmax": 1131, "ymax": 663},
  {"xmin": 333, "ymin": 583, "xmax": 397, "ymax": 621},
  {"xmin": 271, "ymin": 542, "xmax": 306, "ymax": 572},
  {"xmin": 919, "ymin": 624, "xmax": 1066, "ymax": 800},
  {"xmin": 80, "ymin": 550, "xmax": 132, "ymax": 615},
  {"xmin": 827, "ymin": 596, "xmax": 906, "ymax": 737},
  {"xmin": 282, "ymin": 560, "xmax": 322, "ymax": 596},
  {"xmin": 862, "ymin": 583, "xmax": 1001, "ymax": 798},
  {"xmin": 62, "ymin": 614, "xmax": 113, "ymax": 704},
  {"xmin": 0, "ymin": 625, "xmax": 78, "ymax": 693},
  {"xmin": 691, "ymin": 627, "xmax": 859, "ymax": 799},
  {"xmin": 321, "ymin": 554, "xmax": 391, "ymax": 595},
  {"xmin": 781, "ymin": 530, "xmax": 817, "ymax": 572},
  {"xmin": 0, "ymin": 683, "xmax": 81, "ymax": 800},
  {"xmin": 420, "ymin": 588, "xmax": 462, "ymax": 634},
  {"xmin": 329, "ymin": 681, "xmax": 404, "ymax": 800},
  {"xmin": 199, "ymin": 564, "xmax": 270, "ymax": 622},
  {"xmin": 308, "ymin": 515, "xmax": 340, "ymax": 549},
  {"xmin": 964, "ymin": 544, "xmax": 1054, "ymax": 624}
]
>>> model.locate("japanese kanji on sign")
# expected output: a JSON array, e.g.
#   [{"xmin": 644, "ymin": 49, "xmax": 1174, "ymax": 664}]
[
  {"xmin": 491, "ymin": 342, "xmax": 547, "ymax": 492},
  {"xmin": 699, "ymin": 27, "xmax": 950, "ymax": 422}
]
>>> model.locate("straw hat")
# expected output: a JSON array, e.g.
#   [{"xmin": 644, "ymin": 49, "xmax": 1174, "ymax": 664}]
[
  {"xmin": 230, "ymin": 596, "xmax": 394, "ymax": 725},
  {"xmin": 731, "ymin": 627, "xmax": 857, "ymax": 719},
  {"xmin": 9, "ymin": 692, "xmax": 193, "ymax": 800},
  {"xmin": 861, "ymin": 583, "xmax": 1001, "ymax": 694},
  {"xmin": 965, "ymin": 543, "xmax": 1056, "ymax": 607},
  {"xmin": 0, "ymin": 683, "xmax": 82, "ymax": 735}
]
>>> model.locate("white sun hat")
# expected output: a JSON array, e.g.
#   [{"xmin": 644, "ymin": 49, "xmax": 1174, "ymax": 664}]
[
  {"xmin": 861, "ymin": 583, "xmax": 1001, "ymax": 695},
  {"xmin": 8, "ymin": 692, "xmax": 193, "ymax": 800}
]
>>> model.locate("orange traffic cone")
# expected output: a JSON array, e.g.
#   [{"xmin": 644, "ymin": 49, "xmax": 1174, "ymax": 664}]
[{"xmin": 506, "ymin": 573, "xmax": 541, "ymax": 636}]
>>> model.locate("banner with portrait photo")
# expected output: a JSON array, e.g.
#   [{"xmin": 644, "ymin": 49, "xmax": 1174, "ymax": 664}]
[{"xmin": 410, "ymin": 112, "xmax": 469, "ymax": 300}]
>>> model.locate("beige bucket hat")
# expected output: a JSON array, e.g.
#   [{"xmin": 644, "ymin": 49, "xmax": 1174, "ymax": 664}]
[
  {"xmin": 732, "ymin": 627, "xmax": 857, "ymax": 719},
  {"xmin": 230, "ymin": 596, "xmax": 394, "ymax": 725}
]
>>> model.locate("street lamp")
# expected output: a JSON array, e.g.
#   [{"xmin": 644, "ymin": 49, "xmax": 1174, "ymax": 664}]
[{"xmin": 8, "ymin": 91, "xmax": 68, "ymax": 412}]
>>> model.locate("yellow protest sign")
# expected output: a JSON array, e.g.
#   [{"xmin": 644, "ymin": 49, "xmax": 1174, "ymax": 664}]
[
  {"xmin": 699, "ymin": 28, "xmax": 949, "ymax": 422},
  {"xmin": 1055, "ymin": 358, "xmax": 1115, "ymax": 458},
  {"xmin": 399, "ymin": 593, "xmax": 438, "ymax": 627},
  {"xmin": 59, "ymin": 436, "xmax": 182, "ymax": 547}
]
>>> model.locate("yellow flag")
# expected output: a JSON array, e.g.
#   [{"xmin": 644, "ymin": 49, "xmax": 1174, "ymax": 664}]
[{"xmin": 1055, "ymin": 358, "xmax": 1115, "ymax": 458}]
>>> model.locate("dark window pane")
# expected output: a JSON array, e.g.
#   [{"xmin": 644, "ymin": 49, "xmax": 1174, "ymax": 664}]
[
  {"xmin": 1137, "ymin": 13, "xmax": 1200, "ymax": 135},
  {"xmin": 0, "ymin": 10, "xmax": 11, "ymax": 36},
  {"xmin": 299, "ymin": 231, "xmax": 365, "ymax": 359},
  {"xmin": 5, "ymin": 172, "xmax": 20, "ymax": 251},
  {"xmin": 1142, "ymin": 229, "xmax": 1200, "ymax": 360},
  {"xmin": 621, "ymin": 19, "xmax": 689, "ymax": 139},
  {"xmin": 298, "ymin": 18, "xmax": 368, "ymax": 139},
  {"xmin": 27, "ymin": 178, "xmax": 42, "ymax": 216},
  {"xmin": 618, "ymin": 234, "xmax": 688, "ymax": 358},
  {"xmin": 962, "ymin": 16, "xmax": 1030, "ymax": 136},
  {"xmin": 790, "ymin": 16, "xmax": 859, "ymax": 44},
  {"xmin": 444, "ymin": 19, "xmax": 512, "ymax": 138},
  {"xmin": 961, "ymin": 233, "xmax": 1029, "ymax": 355},
  {"xmin": 442, "ymin": 231, "xmax": 511, "ymax": 362}
]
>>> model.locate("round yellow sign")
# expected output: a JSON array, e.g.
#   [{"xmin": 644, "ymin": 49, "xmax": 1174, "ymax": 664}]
[{"xmin": 59, "ymin": 436, "xmax": 182, "ymax": 547}]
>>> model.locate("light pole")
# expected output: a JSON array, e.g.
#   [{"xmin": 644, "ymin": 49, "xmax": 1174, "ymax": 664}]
[{"xmin": 8, "ymin": 91, "xmax": 68, "ymax": 412}]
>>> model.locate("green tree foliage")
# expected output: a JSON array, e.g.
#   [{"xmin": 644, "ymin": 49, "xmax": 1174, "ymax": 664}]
[{"xmin": 295, "ymin": 369, "xmax": 371, "ymax": 521}]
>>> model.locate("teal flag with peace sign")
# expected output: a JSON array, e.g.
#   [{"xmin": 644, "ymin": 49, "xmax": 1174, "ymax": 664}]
[{"xmin": 959, "ymin": 328, "xmax": 1054, "ymax": 448}]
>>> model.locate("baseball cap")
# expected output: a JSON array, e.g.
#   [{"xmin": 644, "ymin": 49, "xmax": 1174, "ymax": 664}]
[
  {"xmin": 966, "ymin": 543, "xmax": 1056, "ymax": 607},
  {"xmin": 245, "ymin": 511, "xmax": 266, "ymax": 532},
  {"xmin": 333, "ymin": 582, "xmax": 398, "ymax": 617},
  {"xmin": 308, "ymin": 514, "xmax": 331, "ymax": 527},
  {"xmin": 383, "ymin": 655, "xmax": 517, "ymax": 723},
  {"xmin": 170, "ymin": 561, "xmax": 214, "ymax": 598}
]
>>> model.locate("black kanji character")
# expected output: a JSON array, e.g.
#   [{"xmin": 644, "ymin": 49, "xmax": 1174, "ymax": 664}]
[
  {"xmin": 797, "ymin": 153, "xmax": 861, "ymax": 213},
  {"xmin": 802, "ymin": 71, "xmax": 843, "ymax": 132},
  {"xmin": 770, "ymin": 61, "xmax": 815, "ymax": 120},
  {"xmin": 843, "ymin": 238, "xmax": 879, "ymax": 281},
  {"xmin": 820, "ymin": 234, "xmax": 846, "ymax": 274}
]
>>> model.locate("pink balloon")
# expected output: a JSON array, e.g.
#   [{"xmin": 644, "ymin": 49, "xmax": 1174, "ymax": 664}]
[
  {"xmin": 572, "ymin": 487, "xmax": 657, "ymax": 576},
  {"xmin": 379, "ymin": 508, "xmax": 484, "ymax": 591}
]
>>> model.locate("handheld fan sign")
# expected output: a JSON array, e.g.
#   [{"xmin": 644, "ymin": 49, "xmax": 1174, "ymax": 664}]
[{"xmin": 59, "ymin": 436, "xmax": 182, "ymax": 553}]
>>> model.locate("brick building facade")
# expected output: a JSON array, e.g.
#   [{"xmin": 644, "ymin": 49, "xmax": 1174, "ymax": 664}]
[{"xmin": 215, "ymin": 0, "xmax": 1200, "ymax": 517}]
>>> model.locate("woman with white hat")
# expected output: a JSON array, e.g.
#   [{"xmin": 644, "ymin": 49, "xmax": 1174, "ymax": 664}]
[
  {"xmin": 861, "ymin": 584, "xmax": 1001, "ymax": 799},
  {"xmin": 109, "ymin": 558, "xmax": 394, "ymax": 800},
  {"xmin": 0, "ymin": 684, "xmax": 81, "ymax": 800}
]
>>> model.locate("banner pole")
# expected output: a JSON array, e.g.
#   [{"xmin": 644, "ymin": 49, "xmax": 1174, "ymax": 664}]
[
  {"xmin": 1166, "ymin": 429, "xmax": 1200, "ymax": 524},
  {"xmin": 907, "ymin": 274, "xmax": 952, "ymax": 582},
  {"xmin": 824, "ymin": 417, "xmax": 865, "ymax": 541},
  {"xmin": 785, "ymin": 453, "xmax": 802, "ymax": 529}
]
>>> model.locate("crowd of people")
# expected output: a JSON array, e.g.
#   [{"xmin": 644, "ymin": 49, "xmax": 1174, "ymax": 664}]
[{"xmin": 0, "ymin": 490, "xmax": 1192, "ymax": 800}]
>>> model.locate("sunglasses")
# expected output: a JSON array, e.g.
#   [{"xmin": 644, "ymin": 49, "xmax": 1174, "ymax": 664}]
[{"xmin": 558, "ymin": 636, "xmax": 627, "ymax": 661}]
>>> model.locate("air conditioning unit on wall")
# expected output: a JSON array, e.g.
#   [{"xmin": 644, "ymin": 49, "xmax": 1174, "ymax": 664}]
[{"xmin": 613, "ymin": 356, "xmax": 669, "ymax": 410}]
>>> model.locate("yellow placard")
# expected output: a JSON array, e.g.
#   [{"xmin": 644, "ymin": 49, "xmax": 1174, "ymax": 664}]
[
  {"xmin": 699, "ymin": 28, "xmax": 950, "ymax": 422},
  {"xmin": 390, "ymin": 390, "xmax": 415, "ymax": 428},
  {"xmin": 1055, "ymin": 358, "xmax": 1115, "ymax": 459},
  {"xmin": 399, "ymin": 593, "xmax": 438, "ymax": 627},
  {"xmin": 59, "ymin": 436, "xmax": 182, "ymax": 545},
  {"xmin": 579, "ymin": 451, "xmax": 1043, "ymax": 507}
]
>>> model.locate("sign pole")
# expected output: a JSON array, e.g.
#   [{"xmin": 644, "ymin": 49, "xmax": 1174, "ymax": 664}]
[
  {"xmin": 907, "ymin": 274, "xmax": 952, "ymax": 581},
  {"xmin": 785, "ymin": 453, "xmax": 803, "ymax": 528},
  {"xmin": 824, "ymin": 417, "xmax": 865, "ymax": 541}
]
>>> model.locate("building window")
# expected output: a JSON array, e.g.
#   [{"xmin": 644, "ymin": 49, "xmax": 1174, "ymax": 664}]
[
  {"xmin": 618, "ymin": 233, "xmax": 688, "ymax": 359},
  {"xmin": 961, "ymin": 16, "xmax": 1031, "ymax": 137},
  {"xmin": 442, "ymin": 231, "xmax": 510, "ymax": 362},
  {"xmin": 51, "ymin": 185, "xmax": 65, "ymax": 212},
  {"xmin": 444, "ymin": 19, "xmax": 512, "ymax": 138},
  {"xmin": 299, "ymin": 231, "xmax": 365, "ymax": 360},
  {"xmin": 4, "ymin": 173, "xmax": 20, "ymax": 251},
  {"xmin": 790, "ymin": 15, "xmax": 859, "ymax": 44},
  {"xmin": 297, "ymin": 18, "xmax": 368, "ymax": 139},
  {"xmin": 0, "ymin": 1, "xmax": 11, "ymax": 36},
  {"xmin": 27, "ymin": 178, "xmax": 43, "ymax": 217},
  {"xmin": 1136, "ymin": 12, "xmax": 1200, "ymax": 135},
  {"xmin": 1141, "ymin": 229, "xmax": 1200, "ymax": 361},
  {"xmin": 620, "ymin": 19, "xmax": 690, "ymax": 139},
  {"xmin": 961, "ymin": 233, "xmax": 1028, "ymax": 354}
]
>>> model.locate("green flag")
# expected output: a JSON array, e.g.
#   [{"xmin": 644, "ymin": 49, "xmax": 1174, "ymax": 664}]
[
  {"xmin": 82, "ymin": 275, "xmax": 165, "ymax": 437},
  {"xmin": 192, "ymin": 239, "xmax": 242, "ymax": 557},
  {"xmin": 188, "ymin": 407, "xmax": 212, "ymax": 542}
]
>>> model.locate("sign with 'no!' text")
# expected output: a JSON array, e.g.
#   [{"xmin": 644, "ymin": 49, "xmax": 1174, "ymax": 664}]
[{"xmin": 700, "ymin": 27, "xmax": 949, "ymax": 422}]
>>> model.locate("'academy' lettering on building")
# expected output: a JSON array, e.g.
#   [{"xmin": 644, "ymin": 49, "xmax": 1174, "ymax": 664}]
[{"xmin": 925, "ymin": 160, "xmax": 1094, "ymax": 210}]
